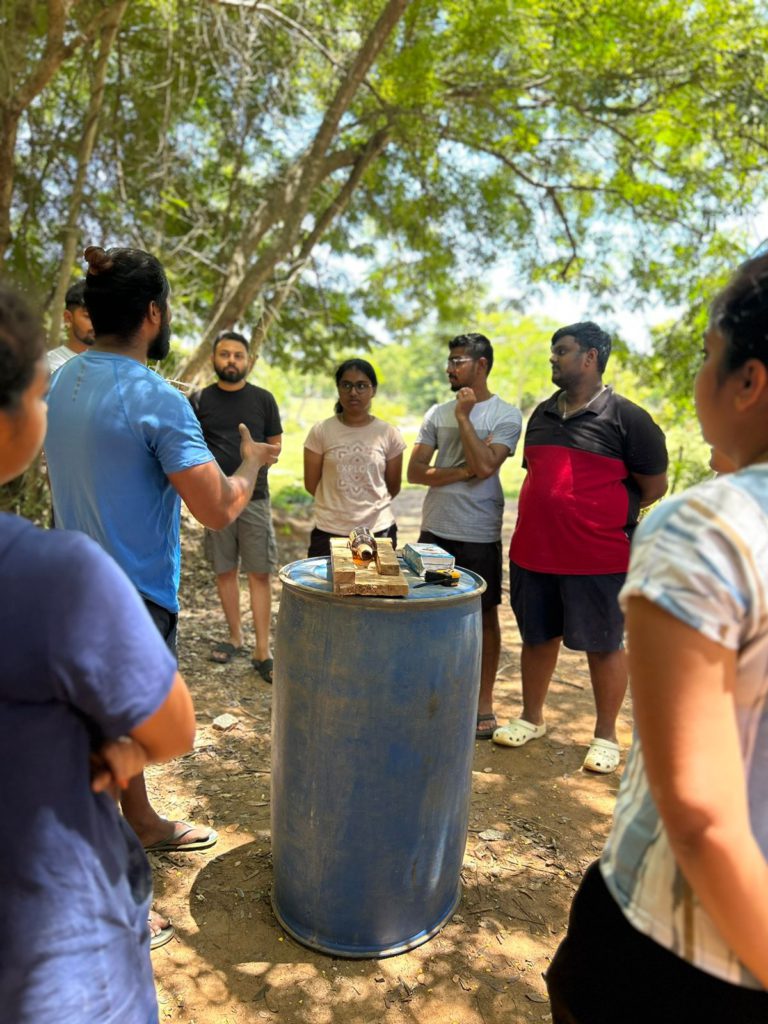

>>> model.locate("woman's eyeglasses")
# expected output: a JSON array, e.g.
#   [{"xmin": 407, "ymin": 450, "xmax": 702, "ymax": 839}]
[{"xmin": 338, "ymin": 381, "xmax": 373, "ymax": 393}]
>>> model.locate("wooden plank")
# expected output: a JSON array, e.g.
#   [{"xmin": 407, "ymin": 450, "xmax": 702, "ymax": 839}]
[{"xmin": 330, "ymin": 537, "xmax": 409, "ymax": 597}]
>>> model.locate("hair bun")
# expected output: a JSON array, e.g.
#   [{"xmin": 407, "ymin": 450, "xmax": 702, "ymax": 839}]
[{"xmin": 83, "ymin": 246, "xmax": 114, "ymax": 274}]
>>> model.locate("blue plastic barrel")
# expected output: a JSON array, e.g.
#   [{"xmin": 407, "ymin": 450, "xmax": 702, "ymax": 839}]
[{"xmin": 271, "ymin": 557, "xmax": 485, "ymax": 958}]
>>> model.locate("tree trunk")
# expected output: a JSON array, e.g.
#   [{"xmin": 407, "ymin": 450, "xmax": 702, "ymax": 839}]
[
  {"xmin": 0, "ymin": 0, "xmax": 124, "ymax": 271},
  {"xmin": 47, "ymin": 0, "xmax": 129, "ymax": 346},
  {"xmin": 177, "ymin": 0, "xmax": 409, "ymax": 381}
]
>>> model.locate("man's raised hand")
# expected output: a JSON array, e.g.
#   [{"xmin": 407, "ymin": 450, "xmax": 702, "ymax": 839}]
[
  {"xmin": 239, "ymin": 423, "xmax": 280, "ymax": 468},
  {"xmin": 454, "ymin": 387, "xmax": 477, "ymax": 419}
]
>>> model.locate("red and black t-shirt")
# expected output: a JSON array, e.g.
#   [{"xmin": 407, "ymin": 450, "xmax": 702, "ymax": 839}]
[{"xmin": 509, "ymin": 388, "xmax": 668, "ymax": 575}]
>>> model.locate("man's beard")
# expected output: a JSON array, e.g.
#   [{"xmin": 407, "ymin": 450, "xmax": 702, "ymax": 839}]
[
  {"xmin": 74, "ymin": 327, "xmax": 95, "ymax": 346},
  {"xmin": 147, "ymin": 310, "xmax": 171, "ymax": 361},
  {"xmin": 214, "ymin": 364, "xmax": 248, "ymax": 384}
]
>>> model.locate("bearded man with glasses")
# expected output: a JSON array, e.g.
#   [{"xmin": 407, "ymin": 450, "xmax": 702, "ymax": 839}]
[{"xmin": 408, "ymin": 333, "xmax": 522, "ymax": 739}]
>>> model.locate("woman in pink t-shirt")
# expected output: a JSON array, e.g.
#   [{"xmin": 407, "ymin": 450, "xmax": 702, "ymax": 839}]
[{"xmin": 304, "ymin": 358, "xmax": 406, "ymax": 557}]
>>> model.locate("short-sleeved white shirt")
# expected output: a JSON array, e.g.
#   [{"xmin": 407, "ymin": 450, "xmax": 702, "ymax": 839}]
[
  {"xmin": 304, "ymin": 415, "xmax": 406, "ymax": 534},
  {"xmin": 47, "ymin": 345, "xmax": 78, "ymax": 373}
]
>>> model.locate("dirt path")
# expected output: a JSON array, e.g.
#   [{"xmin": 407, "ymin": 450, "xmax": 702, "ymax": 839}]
[{"xmin": 149, "ymin": 491, "xmax": 632, "ymax": 1023}]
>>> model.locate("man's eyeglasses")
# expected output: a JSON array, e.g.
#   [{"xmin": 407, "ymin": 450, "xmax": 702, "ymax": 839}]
[
  {"xmin": 446, "ymin": 357, "xmax": 474, "ymax": 368},
  {"xmin": 338, "ymin": 381, "xmax": 373, "ymax": 393}
]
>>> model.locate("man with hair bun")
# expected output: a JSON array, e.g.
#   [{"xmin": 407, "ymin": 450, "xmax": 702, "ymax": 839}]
[
  {"xmin": 46, "ymin": 246, "xmax": 279, "ymax": 857},
  {"xmin": 46, "ymin": 279, "xmax": 94, "ymax": 372},
  {"xmin": 495, "ymin": 321, "xmax": 668, "ymax": 773}
]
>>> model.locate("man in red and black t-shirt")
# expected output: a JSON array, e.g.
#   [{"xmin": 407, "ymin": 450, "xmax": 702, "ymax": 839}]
[{"xmin": 493, "ymin": 322, "xmax": 668, "ymax": 773}]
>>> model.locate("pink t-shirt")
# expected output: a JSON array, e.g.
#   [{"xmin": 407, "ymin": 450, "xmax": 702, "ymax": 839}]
[{"xmin": 304, "ymin": 415, "xmax": 406, "ymax": 534}]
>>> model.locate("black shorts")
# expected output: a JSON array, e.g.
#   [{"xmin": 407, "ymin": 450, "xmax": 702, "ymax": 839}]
[
  {"xmin": 509, "ymin": 562, "xmax": 625, "ymax": 652},
  {"xmin": 142, "ymin": 597, "xmax": 179, "ymax": 659},
  {"xmin": 418, "ymin": 531, "xmax": 501, "ymax": 611},
  {"xmin": 307, "ymin": 524, "xmax": 398, "ymax": 559},
  {"xmin": 548, "ymin": 861, "xmax": 768, "ymax": 1024}
]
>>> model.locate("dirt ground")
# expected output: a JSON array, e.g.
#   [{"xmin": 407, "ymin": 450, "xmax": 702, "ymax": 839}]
[{"xmin": 149, "ymin": 491, "xmax": 632, "ymax": 1024}]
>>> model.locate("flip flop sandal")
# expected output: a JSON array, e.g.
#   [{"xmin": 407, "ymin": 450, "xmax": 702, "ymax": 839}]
[
  {"xmin": 144, "ymin": 823, "xmax": 219, "ymax": 854},
  {"xmin": 583, "ymin": 737, "xmax": 621, "ymax": 774},
  {"xmin": 492, "ymin": 718, "xmax": 546, "ymax": 748},
  {"xmin": 209, "ymin": 641, "xmax": 242, "ymax": 664},
  {"xmin": 252, "ymin": 657, "xmax": 274, "ymax": 684},
  {"xmin": 149, "ymin": 912, "xmax": 174, "ymax": 951},
  {"xmin": 475, "ymin": 714, "xmax": 497, "ymax": 740}
]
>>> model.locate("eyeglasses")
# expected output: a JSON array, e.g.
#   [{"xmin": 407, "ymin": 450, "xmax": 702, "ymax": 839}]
[
  {"xmin": 338, "ymin": 381, "xmax": 373, "ymax": 393},
  {"xmin": 446, "ymin": 357, "xmax": 474, "ymax": 367}
]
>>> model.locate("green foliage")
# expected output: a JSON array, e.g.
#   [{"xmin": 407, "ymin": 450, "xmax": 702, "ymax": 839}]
[
  {"xmin": 270, "ymin": 484, "xmax": 314, "ymax": 517},
  {"xmin": 0, "ymin": 455, "xmax": 51, "ymax": 525},
  {"xmin": 3, "ymin": 0, "xmax": 768, "ymax": 383}
]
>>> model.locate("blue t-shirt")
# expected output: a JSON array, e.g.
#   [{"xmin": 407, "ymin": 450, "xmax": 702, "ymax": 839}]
[
  {"xmin": 46, "ymin": 351, "xmax": 214, "ymax": 611},
  {"xmin": 0, "ymin": 513, "xmax": 177, "ymax": 1022}
]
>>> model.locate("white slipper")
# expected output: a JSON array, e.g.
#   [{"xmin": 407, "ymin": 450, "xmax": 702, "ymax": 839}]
[
  {"xmin": 583, "ymin": 737, "xmax": 621, "ymax": 774},
  {"xmin": 492, "ymin": 718, "xmax": 546, "ymax": 748}
]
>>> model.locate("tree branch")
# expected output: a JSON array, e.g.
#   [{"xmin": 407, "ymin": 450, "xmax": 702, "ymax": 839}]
[{"xmin": 47, "ymin": 0, "xmax": 129, "ymax": 345}]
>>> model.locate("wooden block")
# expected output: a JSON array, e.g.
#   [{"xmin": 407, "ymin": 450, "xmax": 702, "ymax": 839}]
[
  {"xmin": 353, "ymin": 576, "xmax": 409, "ymax": 597},
  {"xmin": 330, "ymin": 535, "xmax": 409, "ymax": 597},
  {"xmin": 375, "ymin": 540, "xmax": 400, "ymax": 576},
  {"xmin": 330, "ymin": 538, "xmax": 355, "ymax": 584}
]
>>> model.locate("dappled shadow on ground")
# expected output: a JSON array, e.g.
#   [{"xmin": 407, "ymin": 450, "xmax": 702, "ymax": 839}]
[{"xmin": 148, "ymin": 496, "xmax": 628, "ymax": 1024}]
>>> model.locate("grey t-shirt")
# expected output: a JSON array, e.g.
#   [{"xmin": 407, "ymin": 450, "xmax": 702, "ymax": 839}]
[{"xmin": 416, "ymin": 394, "xmax": 522, "ymax": 543}]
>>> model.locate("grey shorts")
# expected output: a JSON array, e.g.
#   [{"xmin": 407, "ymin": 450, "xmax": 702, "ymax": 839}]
[{"xmin": 204, "ymin": 499, "xmax": 278, "ymax": 575}]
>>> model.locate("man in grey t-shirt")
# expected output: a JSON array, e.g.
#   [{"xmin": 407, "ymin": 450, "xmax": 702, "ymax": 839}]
[{"xmin": 408, "ymin": 332, "xmax": 522, "ymax": 739}]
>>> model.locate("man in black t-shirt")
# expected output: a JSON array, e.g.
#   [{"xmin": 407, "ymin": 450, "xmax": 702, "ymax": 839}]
[{"xmin": 189, "ymin": 331, "xmax": 283, "ymax": 682}]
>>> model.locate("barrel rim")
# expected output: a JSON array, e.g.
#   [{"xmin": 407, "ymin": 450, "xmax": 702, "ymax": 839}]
[{"xmin": 278, "ymin": 556, "xmax": 487, "ymax": 606}]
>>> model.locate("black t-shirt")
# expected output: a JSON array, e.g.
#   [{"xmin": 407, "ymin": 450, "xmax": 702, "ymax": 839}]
[{"xmin": 188, "ymin": 383, "xmax": 282, "ymax": 501}]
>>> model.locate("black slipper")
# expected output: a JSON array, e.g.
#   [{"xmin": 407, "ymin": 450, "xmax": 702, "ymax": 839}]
[
  {"xmin": 210, "ymin": 641, "xmax": 242, "ymax": 664},
  {"xmin": 252, "ymin": 657, "xmax": 274, "ymax": 684},
  {"xmin": 476, "ymin": 713, "xmax": 497, "ymax": 740}
]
